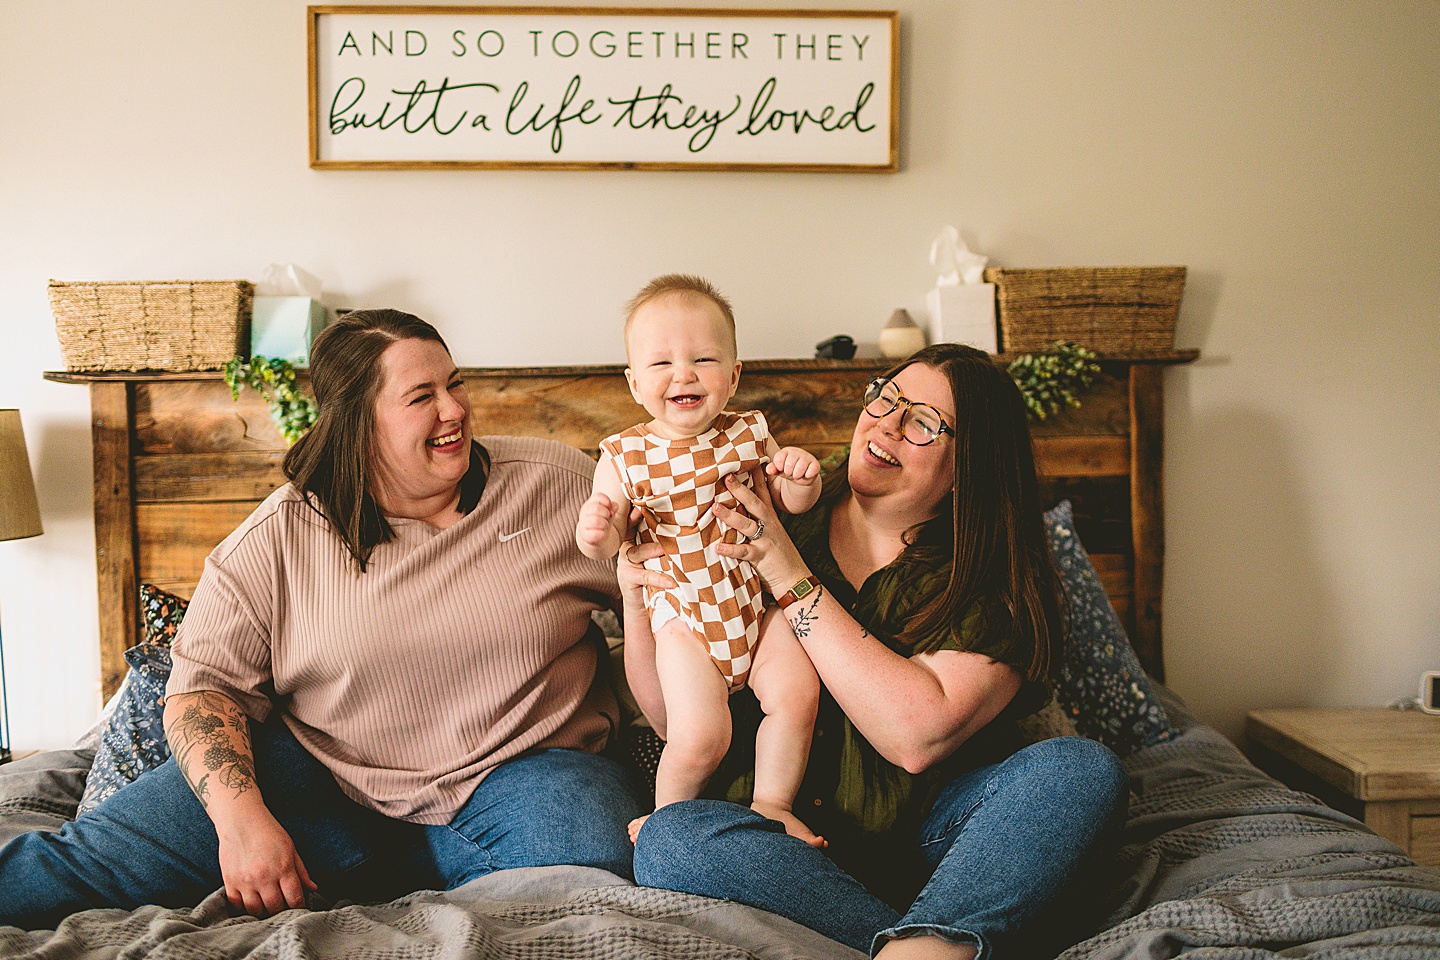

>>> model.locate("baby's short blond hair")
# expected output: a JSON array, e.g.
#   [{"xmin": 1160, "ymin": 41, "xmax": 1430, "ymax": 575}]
[{"xmin": 624, "ymin": 274, "xmax": 736, "ymax": 354}]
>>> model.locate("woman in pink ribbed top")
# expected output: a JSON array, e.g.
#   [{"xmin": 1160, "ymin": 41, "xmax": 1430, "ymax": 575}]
[{"xmin": 0, "ymin": 310, "xmax": 644, "ymax": 930}]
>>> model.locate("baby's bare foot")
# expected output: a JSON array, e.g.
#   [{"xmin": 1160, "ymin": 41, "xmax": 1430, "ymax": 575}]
[
  {"xmin": 752, "ymin": 800, "xmax": 827, "ymax": 849},
  {"xmin": 627, "ymin": 814, "xmax": 650, "ymax": 845}
]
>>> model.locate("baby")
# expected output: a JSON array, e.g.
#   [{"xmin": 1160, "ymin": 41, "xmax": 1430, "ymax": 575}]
[{"xmin": 576, "ymin": 274, "xmax": 825, "ymax": 848}]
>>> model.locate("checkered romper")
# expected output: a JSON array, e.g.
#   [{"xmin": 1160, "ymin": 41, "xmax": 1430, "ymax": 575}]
[{"xmin": 600, "ymin": 410, "xmax": 771, "ymax": 691}]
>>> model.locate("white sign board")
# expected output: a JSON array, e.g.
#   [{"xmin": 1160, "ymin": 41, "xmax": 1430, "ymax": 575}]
[{"xmin": 308, "ymin": 6, "xmax": 898, "ymax": 171}]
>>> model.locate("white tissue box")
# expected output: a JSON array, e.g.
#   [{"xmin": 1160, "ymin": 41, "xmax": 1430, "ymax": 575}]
[
  {"xmin": 927, "ymin": 284, "xmax": 997, "ymax": 354},
  {"xmin": 250, "ymin": 297, "xmax": 330, "ymax": 364}
]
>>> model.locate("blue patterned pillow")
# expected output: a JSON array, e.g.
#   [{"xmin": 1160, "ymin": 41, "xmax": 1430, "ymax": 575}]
[
  {"xmin": 1045, "ymin": 500, "xmax": 1177, "ymax": 756},
  {"xmin": 76, "ymin": 586, "xmax": 186, "ymax": 815}
]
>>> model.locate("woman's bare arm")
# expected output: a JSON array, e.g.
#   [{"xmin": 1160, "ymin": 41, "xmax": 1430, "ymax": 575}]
[
  {"xmin": 770, "ymin": 584, "xmax": 1020, "ymax": 772},
  {"xmin": 163, "ymin": 691, "xmax": 316, "ymax": 916}
]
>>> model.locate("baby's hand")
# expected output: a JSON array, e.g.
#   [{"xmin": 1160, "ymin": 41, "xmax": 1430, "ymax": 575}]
[
  {"xmin": 576, "ymin": 492, "xmax": 620, "ymax": 548},
  {"xmin": 767, "ymin": 447, "xmax": 821, "ymax": 486}
]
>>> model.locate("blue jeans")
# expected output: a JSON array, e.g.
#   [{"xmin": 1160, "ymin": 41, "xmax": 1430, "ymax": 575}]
[
  {"xmin": 633, "ymin": 737, "xmax": 1128, "ymax": 958},
  {"xmin": 0, "ymin": 717, "xmax": 643, "ymax": 930}
]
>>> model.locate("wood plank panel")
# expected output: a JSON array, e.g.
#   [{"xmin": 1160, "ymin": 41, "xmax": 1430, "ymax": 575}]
[
  {"xmin": 1028, "ymin": 369, "xmax": 1129, "ymax": 438},
  {"xmin": 1092, "ymin": 550, "xmax": 1134, "ymax": 631},
  {"xmin": 137, "ymin": 501, "xmax": 259, "ymax": 586},
  {"xmin": 1034, "ymin": 436, "xmax": 1128, "ymax": 477},
  {"xmin": 1039, "ymin": 477, "xmax": 1132, "ymax": 554},
  {"xmin": 1129, "ymin": 364, "xmax": 1165, "ymax": 681},
  {"xmin": 135, "ymin": 452, "xmax": 287, "ymax": 503},
  {"xmin": 145, "ymin": 579, "xmax": 198, "ymax": 602},
  {"xmin": 135, "ymin": 380, "xmax": 283, "ymax": 454},
  {"xmin": 90, "ymin": 382, "xmax": 137, "ymax": 700},
  {"xmin": 1089, "ymin": 552, "xmax": 1132, "ymax": 599}
]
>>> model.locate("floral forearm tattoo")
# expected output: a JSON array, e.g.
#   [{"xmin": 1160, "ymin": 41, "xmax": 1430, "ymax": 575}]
[
  {"xmin": 786, "ymin": 584, "xmax": 825, "ymax": 639},
  {"xmin": 167, "ymin": 691, "xmax": 256, "ymax": 808}
]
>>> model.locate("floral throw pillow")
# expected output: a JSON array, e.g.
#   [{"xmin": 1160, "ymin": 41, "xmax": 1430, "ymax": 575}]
[
  {"xmin": 76, "ymin": 586, "xmax": 187, "ymax": 816},
  {"xmin": 1045, "ymin": 501, "xmax": 1178, "ymax": 756},
  {"xmin": 140, "ymin": 582, "xmax": 188, "ymax": 646}
]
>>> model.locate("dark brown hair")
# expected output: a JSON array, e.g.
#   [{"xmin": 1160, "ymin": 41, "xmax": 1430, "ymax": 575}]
[
  {"xmin": 835, "ymin": 343, "xmax": 1063, "ymax": 681},
  {"xmin": 623, "ymin": 274, "xmax": 737, "ymax": 355},
  {"xmin": 281, "ymin": 308, "xmax": 485, "ymax": 571}
]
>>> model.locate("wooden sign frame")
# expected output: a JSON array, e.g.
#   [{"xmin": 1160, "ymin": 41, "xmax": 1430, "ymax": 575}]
[{"xmin": 308, "ymin": 5, "xmax": 899, "ymax": 171}]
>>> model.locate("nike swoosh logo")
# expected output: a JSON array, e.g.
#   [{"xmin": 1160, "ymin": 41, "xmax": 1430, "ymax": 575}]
[{"xmin": 498, "ymin": 527, "xmax": 531, "ymax": 543}]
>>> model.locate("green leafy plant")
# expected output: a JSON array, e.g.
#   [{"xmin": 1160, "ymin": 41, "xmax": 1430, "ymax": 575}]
[
  {"xmin": 1006, "ymin": 341, "xmax": 1101, "ymax": 421},
  {"xmin": 223, "ymin": 355, "xmax": 318, "ymax": 445}
]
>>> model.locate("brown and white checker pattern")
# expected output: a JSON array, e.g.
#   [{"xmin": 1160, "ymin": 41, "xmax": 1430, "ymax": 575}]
[{"xmin": 600, "ymin": 410, "xmax": 771, "ymax": 691}]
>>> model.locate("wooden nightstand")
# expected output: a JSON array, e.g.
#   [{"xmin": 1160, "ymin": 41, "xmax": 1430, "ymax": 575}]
[{"xmin": 1247, "ymin": 708, "xmax": 1440, "ymax": 867}]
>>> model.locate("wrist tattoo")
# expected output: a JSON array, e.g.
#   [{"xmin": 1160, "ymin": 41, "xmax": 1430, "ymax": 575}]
[{"xmin": 787, "ymin": 584, "xmax": 825, "ymax": 639}]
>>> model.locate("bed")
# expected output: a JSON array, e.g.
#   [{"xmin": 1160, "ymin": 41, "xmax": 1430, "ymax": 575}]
[{"xmin": 3, "ymin": 355, "xmax": 1436, "ymax": 959}]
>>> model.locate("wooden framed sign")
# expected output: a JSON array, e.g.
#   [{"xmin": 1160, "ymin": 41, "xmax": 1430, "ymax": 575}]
[{"xmin": 308, "ymin": 6, "xmax": 898, "ymax": 171}]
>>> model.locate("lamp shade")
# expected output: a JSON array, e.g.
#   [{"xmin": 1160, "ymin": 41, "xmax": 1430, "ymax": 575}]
[{"xmin": 0, "ymin": 410, "xmax": 42, "ymax": 542}]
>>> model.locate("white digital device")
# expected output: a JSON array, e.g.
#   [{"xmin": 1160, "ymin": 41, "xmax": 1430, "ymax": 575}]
[{"xmin": 1422, "ymin": 671, "xmax": 1440, "ymax": 715}]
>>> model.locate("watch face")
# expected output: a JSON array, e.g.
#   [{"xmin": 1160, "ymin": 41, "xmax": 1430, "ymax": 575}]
[{"xmin": 793, "ymin": 579, "xmax": 814, "ymax": 599}]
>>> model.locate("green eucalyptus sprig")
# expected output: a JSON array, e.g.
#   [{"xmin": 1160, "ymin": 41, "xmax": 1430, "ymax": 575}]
[
  {"xmin": 1006, "ymin": 341, "xmax": 1101, "ymax": 421},
  {"xmin": 223, "ymin": 355, "xmax": 318, "ymax": 445}
]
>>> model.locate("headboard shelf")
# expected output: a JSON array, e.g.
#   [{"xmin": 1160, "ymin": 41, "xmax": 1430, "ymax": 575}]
[
  {"xmin": 47, "ymin": 353, "xmax": 1195, "ymax": 697},
  {"xmin": 43, "ymin": 348, "xmax": 1198, "ymax": 385}
]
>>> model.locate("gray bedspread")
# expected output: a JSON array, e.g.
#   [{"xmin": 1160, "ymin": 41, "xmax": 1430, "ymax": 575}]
[
  {"xmin": 3, "ymin": 699, "xmax": 1438, "ymax": 960},
  {"xmin": 1059, "ymin": 691, "xmax": 1440, "ymax": 959},
  {"xmin": 0, "ymin": 866, "xmax": 861, "ymax": 959}
]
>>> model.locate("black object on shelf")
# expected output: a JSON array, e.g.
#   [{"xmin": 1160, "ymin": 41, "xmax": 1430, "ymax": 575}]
[{"xmin": 815, "ymin": 335, "xmax": 856, "ymax": 360}]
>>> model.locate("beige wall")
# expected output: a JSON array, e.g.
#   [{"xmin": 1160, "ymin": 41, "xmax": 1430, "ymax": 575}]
[{"xmin": 1, "ymin": 0, "xmax": 1435, "ymax": 748}]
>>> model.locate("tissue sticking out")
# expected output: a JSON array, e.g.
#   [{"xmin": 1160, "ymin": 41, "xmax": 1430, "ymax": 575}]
[{"xmin": 930, "ymin": 225, "xmax": 989, "ymax": 287}]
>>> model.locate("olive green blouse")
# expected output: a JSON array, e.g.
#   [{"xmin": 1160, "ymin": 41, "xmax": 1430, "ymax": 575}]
[{"xmin": 715, "ymin": 467, "xmax": 1053, "ymax": 858}]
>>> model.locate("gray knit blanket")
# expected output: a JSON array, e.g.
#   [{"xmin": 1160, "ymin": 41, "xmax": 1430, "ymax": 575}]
[
  {"xmin": 2, "ymin": 714, "xmax": 1438, "ymax": 959},
  {"xmin": 1059, "ymin": 724, "xmax": 1440, "ymax": 959}
]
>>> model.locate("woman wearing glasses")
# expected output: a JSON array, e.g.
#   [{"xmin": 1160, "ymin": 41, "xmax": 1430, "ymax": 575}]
[{"xmin": 624, "ymin": 343, "xmax": 1129, "ymax": 960}]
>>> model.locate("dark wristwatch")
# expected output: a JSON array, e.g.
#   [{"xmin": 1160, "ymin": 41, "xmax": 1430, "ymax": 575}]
[{"xmin": 776, "ymin": 575, "xmax": 818, "ymax": 610}]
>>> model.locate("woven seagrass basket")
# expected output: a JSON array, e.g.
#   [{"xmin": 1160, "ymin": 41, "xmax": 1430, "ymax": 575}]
[
  {"xmin": 49, "ymin": 280, "xmax": 253, "ymax": 372},
  {"xmin": 984, "ymin": 266, "xmax": 1185, "ymax": 355}
]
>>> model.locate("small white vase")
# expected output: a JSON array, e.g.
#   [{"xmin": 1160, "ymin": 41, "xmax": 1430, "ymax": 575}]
[{"xmin": 878, "ymin": 309, "xmax": 927, "ymax": 358}]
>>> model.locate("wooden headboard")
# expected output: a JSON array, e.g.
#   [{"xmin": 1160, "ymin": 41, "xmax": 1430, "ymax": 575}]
[{"xmin": 47, "ymin": 353, "xmax": 1196, "ymax": 698}]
